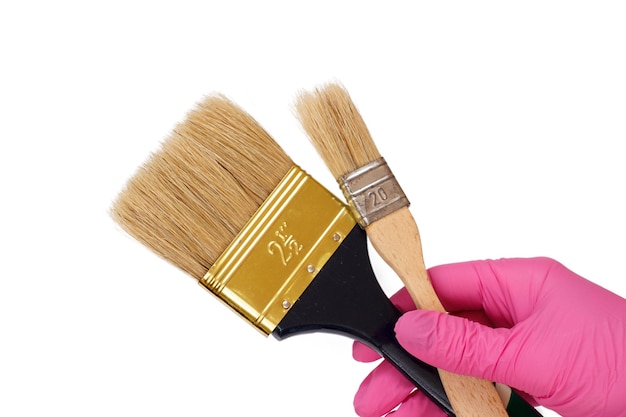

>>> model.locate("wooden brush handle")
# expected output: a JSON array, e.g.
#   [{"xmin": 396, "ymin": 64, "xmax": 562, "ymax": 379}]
[{"xmin": 366, "ymin": 206, "xmax": 508, "ymax": 417}]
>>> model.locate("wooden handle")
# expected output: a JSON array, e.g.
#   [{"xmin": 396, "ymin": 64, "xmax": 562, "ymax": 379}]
[{"xmin": 366, "ymin": 206, "xmax": 508, "ymax": 417}]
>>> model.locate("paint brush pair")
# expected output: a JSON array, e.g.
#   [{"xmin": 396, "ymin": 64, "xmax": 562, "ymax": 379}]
[
  {"xmin": 111, "ymin": 90, "xmax": 540, "ymax": 416},
  {"xmin": 111, "ymin": 94, "xmax": 452, "ymax": 414}
]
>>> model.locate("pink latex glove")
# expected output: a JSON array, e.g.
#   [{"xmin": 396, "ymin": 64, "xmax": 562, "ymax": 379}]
[{"xmin": 353, "ymin": 257, "xmax": 626, "ymax": 417}]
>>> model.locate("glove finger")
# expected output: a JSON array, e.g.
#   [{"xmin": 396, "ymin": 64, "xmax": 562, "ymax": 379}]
[
  {"xmin": 353, "ymin": 340, "xmax": 382, "ymax": 363},
  {"xmin": 387, "ymin": 390, "xmax": 448, "ymax": 417},
  {"xmin": 353, "ymin": 315, "xmax": 493, "ymax": 363},
  {"xmin": 354, "ymin": 360, "xmax": 415, "ymax": 417},
  {"xmin": 395, "ymin": 309, "xmax": 511, "ymax": 383}
]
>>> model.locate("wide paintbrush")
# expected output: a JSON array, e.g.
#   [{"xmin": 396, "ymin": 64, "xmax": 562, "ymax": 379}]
[
  {"xmin": 295, "ymin": 82, "xmax": 541, "ymax": 417},
  {"xmin": 111, "ymin": 94, "xmax": 457, "ymax": 415}
]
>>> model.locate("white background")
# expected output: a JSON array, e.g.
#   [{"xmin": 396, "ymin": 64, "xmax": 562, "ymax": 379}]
[{"xmin": 1, "ymin": 2, "xmax": 624, "ymax": 416}]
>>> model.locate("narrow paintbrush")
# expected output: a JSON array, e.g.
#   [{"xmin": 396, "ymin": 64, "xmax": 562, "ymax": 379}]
[
  {"xmin": 295, "ymin": 83, "xmax": 541, "ymax": 417},
  {"xmin": 111, "ymin": 94, "xmax": 458, "ymax": 415}
]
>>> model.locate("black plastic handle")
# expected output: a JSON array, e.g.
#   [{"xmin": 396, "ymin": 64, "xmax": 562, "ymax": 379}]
[
  {"xmin": 273, "ymin": 225, "xmax": 541, "ymax": 417},
  {"xmin": 273, "ymin": 225, "xmax": 452, "ymax": 413}
]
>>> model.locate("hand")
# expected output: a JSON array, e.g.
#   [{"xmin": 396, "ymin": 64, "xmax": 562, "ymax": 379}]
[{"xmin": 353, "ymin": 257, "xmax": 626, "ymax": 417}]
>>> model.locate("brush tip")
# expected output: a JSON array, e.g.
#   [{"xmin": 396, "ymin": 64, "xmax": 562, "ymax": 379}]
[
  {"xmin": 111, "ymin": 94, "xmax": 293, "ymax": 280},
  {"xmin": 295, "ymin": 83, "xmax": 381, "ymax": 179}
]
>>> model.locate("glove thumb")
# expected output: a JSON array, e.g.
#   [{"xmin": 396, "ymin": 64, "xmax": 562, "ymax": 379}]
[{"xmin": 395, "ymin": 310, "xmax": 512, "ymax": 383}]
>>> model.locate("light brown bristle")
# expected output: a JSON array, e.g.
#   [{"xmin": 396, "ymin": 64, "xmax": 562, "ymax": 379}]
[
  {"xmin": 295, "ymin": 83, "xmax": 381, "ymax": 179},
  {"xmin": 110, "ymin": 94, "xmax": 293, "ymax": 280}
]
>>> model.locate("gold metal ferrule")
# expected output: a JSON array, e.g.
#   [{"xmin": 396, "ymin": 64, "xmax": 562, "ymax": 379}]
[
  {"xmin": 200, "ymin": 165, "xmax": 356, "ymax": 336},
  {"xmin": 339, "ymin": 157, "xmax": 410, "ymax": 227}
]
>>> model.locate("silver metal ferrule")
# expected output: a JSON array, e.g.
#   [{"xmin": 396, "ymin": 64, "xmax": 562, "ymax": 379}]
[{"xmin": 339, "ymin": 157, "xmax": 410, "ymax": 227}]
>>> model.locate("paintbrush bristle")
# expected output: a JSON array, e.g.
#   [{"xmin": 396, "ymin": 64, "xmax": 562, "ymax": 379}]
[
  {"xmin": 111, "ymin": 94, "xmax": 293, "ymax": 280},
  {"xmin": 295, "ymin": 83, "xmax": 381, "ymax": 179}
]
